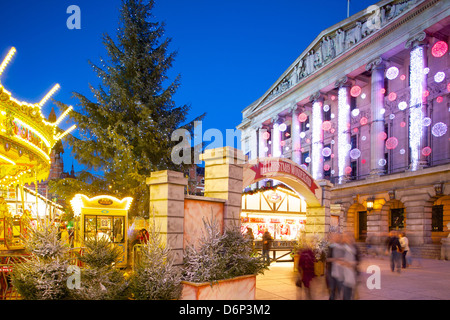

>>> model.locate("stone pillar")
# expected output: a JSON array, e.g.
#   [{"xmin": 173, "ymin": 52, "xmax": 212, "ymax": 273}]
[
  {"xmin": 335, "ymin": 77, "xmax": 351, "ymax": 184},
  {"xmin": 258, "ymin": 125, "xmax": 268, "ymax": 159},
  {"xmin": 405, "ymin": 32, "xmax": 428, "ymax": 171},
  {"xmin": 201, "ymin": 147, "xmax": 245, "ymax": 229},
  {"xmin": 271, "ymin": 116, "xmax": 282, "ymax": 158},
  {"xmin": 291, "ymin": 104, "xmax": 301, "ymax": 164},
  {"xmin": 366, "ymin": 57, "xmax": 386, "ymax": 176},
  {"xmin": 310, "ymin": 92, "xmax": 324, "ymax": 180},
  {"xmin": 399, "ymin": 190, "xmax": 432, "ymax": 246},
  {"xmin": 146, "ymin": 170, "xmax": 187, "ymax": 265},
  {"xmin": 305, "ymin": 180, "xmax": 332, "ymax": 237}
]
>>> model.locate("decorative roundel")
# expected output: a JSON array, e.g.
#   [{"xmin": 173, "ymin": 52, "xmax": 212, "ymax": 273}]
[
  {"xmin": 400, "ymin": 121, "xmax": 406, "ymax": 128},
  {"xmin": 323, "ymin": 104, "xmax": 330, "ymax": 112},
  {"xmin": 378, "ymin": 159, "xmax": 387, "ymax": 166},
  {"xmin": 400, "ymin": 149, "xmax": 405, "ymax": 155},
  {"xmin": 434, "ymin": 72, "xmax": 445, "ymax": 83},
  {"xmin": 385, "ymin": 137, "xmax": 398, "ymax": 150},
  {"xmin": 398, "ymin": 101, "xmax": 408, "ymax": 111},
  {"xmin": 422, "ymin": 117, "xmax": 432, "ymax": 127},
  {"xmin": 400, "ymin": 74, "xmax": 406, "ymax": 81},
  {"xmin": 421, "ymin": 146, "xmax": 432, "ymax": 156},
  {"xmin": 436, "ymin": 96, "xmax": 443, "ymax": 103},
  {"xmin": 349, "ymin": 148, "xmax": 361, "ymax": 160},
  {"xmin": 344, "ymin": 166, "xmax": 352, "ymax": 174},
  {"xmin": 388, "ymin": 92, "xmax": 397, "ymax": 101},
  {"xmin": 262, "ymin": 131, "xmax": 270, "ymax": 140},
  {"xmin": 298, "ymin": 113, "xmax": 308, "ymax": 122},
  {"xmin": 322, "ymin": 147, "xmax": 332, "ymax": 157},
  {"xmin": 431, "ymin": 122, "xmax": 447, "ymax": 137},
  {"xmin": 431, "ymin": 41, "xmax": 448, "ymax": 58},
  {"xmin": 386, "ymin": 66, "xmax": 399, "ymax": 80},
  {"xmin": 351, "ymin": 108, "xmax": 360, "ymax": 117},
  {"xmin": 361, "ymin": 136, "xmax": 367, "ymax": 141},
  {"xmin": 305, "ymin": 157, "xmax": 311, "ymax": 163},
  {"xmin": 350, "ymin": 85, "xmax": 362, "ymax": 97},
  {"xmin": 360, "ymin": 117, "xmax": 368, "ymax": 126},
  {"xmin": 279, "ymin": 123, "xmax": 287, "ymax": 132},
  {"xmin": 378, "ymin": 131, "xmax": 387, "ymax": 140},
  {"xmin": 322, "ymin": 121, "xmax": 332, "ymax": 131},
  {"xmin": 324, "ymin": 164, "xmax": 330, "ymax": 171}
]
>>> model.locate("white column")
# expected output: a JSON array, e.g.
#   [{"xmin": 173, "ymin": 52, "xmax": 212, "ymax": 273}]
[
  {"xmin": 366, "ymin": 57, "xmax": 386, "ymax": 176},
  {"xmin": 406, "ymin": 32, "xmax": 427, "ymax": 171},
  {"xmin": 335, "ymin": 78, "xmax": 351, "ymax": 184},
  {"xmin": 258, "ymin": 125, "xmax": 268, "ymax": 159},
  {"xmin": 311, "ymin": 96, "xmax": 324, "ymax": 180},
  {"xmin": 271, "ymin": 116, "xmax": 282, "ymax": 158},
  {"xmin": 291, "ymin": 104, "xmax": 301, "ymax": 164}
]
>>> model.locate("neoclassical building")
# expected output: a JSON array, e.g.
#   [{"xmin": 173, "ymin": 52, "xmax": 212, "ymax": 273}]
[{"xmin": 238, "ymin": 0, "xmax": 450, "ymax": 249}]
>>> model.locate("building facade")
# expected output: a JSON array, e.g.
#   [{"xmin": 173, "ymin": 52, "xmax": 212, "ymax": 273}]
[{"xmin": 238, "ymin": 0, "xmax": 450, "ymax": 247}]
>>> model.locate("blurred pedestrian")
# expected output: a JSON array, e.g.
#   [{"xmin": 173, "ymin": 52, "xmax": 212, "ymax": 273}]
[
  {"xmin": 262, "ymin": 228, "xmax": 273, "ymax": 266},
  {"xmin": 399, "ymin": 232, "xmax": 410, "ymax": 268},
  {"xmin": 387, "ymin": 231, "xmax": 402, "ymax": 273},
  {"xmin": 326, "ymin": 233, "xmax": 344, "ymax": 300},
  {"xmin": 297, "ymin": 244, "xmax": 316, "ymax": 300},
  {"xmin": 340, "ymin": 233, "xmax": 360, "ymax": 300},
  {"xmin": 245, "ymin": 227, "xmax": 255, "ymax": 252}
]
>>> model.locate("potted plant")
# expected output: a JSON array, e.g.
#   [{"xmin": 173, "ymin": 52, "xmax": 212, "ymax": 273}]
[{"xmin": 181, "ymin": 217, "xmax": 267, "ymax": 300}]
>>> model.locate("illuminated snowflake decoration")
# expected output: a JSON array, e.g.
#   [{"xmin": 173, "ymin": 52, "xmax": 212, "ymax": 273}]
[
  {"xmin": 349, "ymin": 148, "xmax": 361, "ymax": 160},
  {"xmin": 431, "ymin": 41, "xmax": 448, "ymax": 58},
  {"xmin": 431, "ymin": 122, "xmax": 447, "ymax": 137},
  {"xmin": 386, "ymin": 66, "xmax": 399, "ymax": 80},
  {"xmin": 422, "ymin": 117, "xmax": 432, "ymax": 127},
  {"xmin": 434, "ymin": 72, "xmax": 445, "ymax": 83},
  {"xmin": 398, "ymin": 101, "xmax": 408, "ymax": 111},
  {"xmin": 322, "ymin": 147, "xmax": 332, "ymax": 157},
  {"xmin": 385, "ymin": 137, "xmax": 398, "ymax": 150}
]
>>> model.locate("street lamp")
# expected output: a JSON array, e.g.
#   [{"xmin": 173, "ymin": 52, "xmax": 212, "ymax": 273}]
[{"xmin": 366, "ymin": 197, "xmax": 374, "ymax": 212}]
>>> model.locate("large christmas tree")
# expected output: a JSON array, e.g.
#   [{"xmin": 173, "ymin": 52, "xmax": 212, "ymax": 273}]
[{"xmin": 50, "ymin": 0, "xmax": 204, "ymax": 217}]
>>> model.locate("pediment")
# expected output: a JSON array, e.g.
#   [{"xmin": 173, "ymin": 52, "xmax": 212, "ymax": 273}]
[{"xmin": 250, "ymin": 0, "xmax": 424, "ymax": 114}]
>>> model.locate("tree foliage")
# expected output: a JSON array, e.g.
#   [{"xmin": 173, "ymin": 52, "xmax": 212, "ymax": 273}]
[{"xmin": 50, "ymin": 0, "xmax": 204, "ymax": 217}]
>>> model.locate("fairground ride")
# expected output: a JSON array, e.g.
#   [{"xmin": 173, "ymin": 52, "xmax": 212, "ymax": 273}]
[{"xmin": 0, "ymin": 47, "xmax": 76, "ymax": 252}]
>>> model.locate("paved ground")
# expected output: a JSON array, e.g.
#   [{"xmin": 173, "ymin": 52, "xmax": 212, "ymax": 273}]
[{"xmin": 256, "ymin": 255, "xmax": 450, "ymax": 300}]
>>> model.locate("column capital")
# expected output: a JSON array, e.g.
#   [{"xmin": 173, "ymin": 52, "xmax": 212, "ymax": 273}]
[
  {"xmin": 334, "ymin": 76, "xmax": 349, "ymax": 89},
  {"xmin": 365, "ymin": 57, "xmax": 387, "ymax": 72},
  {"xmin": 405, "ymin": 31, "xmax": 427, "ymax": 49},
  {"xmin": 309, "ymin": 91, "xmax": 323, "ymax": 102}
]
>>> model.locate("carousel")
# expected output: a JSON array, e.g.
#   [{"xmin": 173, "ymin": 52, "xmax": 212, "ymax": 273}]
[{"xmin": 0, "ymin": 47, "xmax": 76, "ymax": 252}]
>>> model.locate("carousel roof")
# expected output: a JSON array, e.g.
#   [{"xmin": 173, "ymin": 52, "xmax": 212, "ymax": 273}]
[{"xmin": 0, "ymin": 47, "xmax": 76, "ymax": 187}]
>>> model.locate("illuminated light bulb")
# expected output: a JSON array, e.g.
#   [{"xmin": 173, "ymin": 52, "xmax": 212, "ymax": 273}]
[
  {"xmin": 360, "ymin": 117, "xmax": 368, "ymax": 126},
  {"xmin": 0, "ymin": 154, "xmax": 16, "ymax": 165},
  {"xmin": 400, "ymin": 149, "xmax": 405, "ymax": 155},
  {"xmin": 380, "ymin": 88, "xmax": 386, "ymax": 94},
  {"xmin": 431, "ymin": 122, "xmax": 447, "ymax": 137},
  {"xmin": 422, "ymin": 117, "xmax": 431, "ymax": 127},
  {"xmin": 361, "ymin": 93, "xmax": 366, "ymax": 99},
  {"xmin": 351, "ymin": 108, "xmax": 360, "ymax": 117},
  {"xmin": 400, "ymin": 121, "xmax": 406, "ymax": 128},
  {"xmin": 262, "ymin": 131, "xmax": 270, "ymax": 140},
  {"xmin": 421, "ymin": 146, "xmax": 432, "ymax": 156},
  {"xmin": 385, "ymin": 137, "xmax": 398, "ymax": 150},
  {"xmin": 0, "ymin": 47, "xmax": 16, "ymax": 76},
  {"xmin": 264, "ymin": 147, "xmax": 269, "ymax": 152},
  {"xmin": 388, "ymin": 92, "xmax": 397, "ymax": 101},
  {"xmin": 353, "ymin": 127, "xmax": 359, "ymax": 133},
  {"xmin": 423, "ymin": 67, "xmax": 430, "ymax": 75},
  {"xmin": 324, "ymin": 164, "xmax": 330, "ymax": 171},
  {"xmin": 323, "ymin": 104, "xmax": 330, "ymax": 112},
  {"xmin": 322, "ymin": 147, "xmax": 332, "ymax": 157},
  {"xmin": 386, "ymin": 66, "xmax": 399, "ymax": 80},
  {"xmin": 55, "ymin": 125, "xmax": 77, "ymax": 141},
  {"xmin": 278, "ymin": 123, "xmax": 287, "ymax": 132},
  {"xmin": 350, "ymin": 85, "xmax": 361, "ymax": 97},
  {"xmin": 361, "ymin": 136, "xmax": 366, "ymax": 141},
  {"xmin": 39, "ymin": 84, "xmax": 60, "ymax": 107},
  {"xmin": 436, "ymin": 96, "xmax": 443, "ymax": 103},
  {"xmin": 400, "ymin": 74, "xmax": 406, "ymax": 81},
  {"xmin": 398, "ymin": 101, "xmax": 407, "ymax": 111},
  {"xmin": 299, "ymin": 132, "xmax": 306, "ymax": 139},
  {"xmin": 298, "ymin": 113, "xmax": 308, "ymax": 122},
  {"xmin": 434, "ymin": 72, "xmax": 445, "ymax": 83},
  {"xmin": 380, "ymin": 108, "xmax": 386, "ymax": 115},
  {"xmin": 431, "ymin": 41, "xmax": 448, "ymax": 58},
  {"xmin": 378, "ymin": 159, "xmax": 387, "ymax": 166},
  {"xmin": 349, "ymin": 148, "xmax": 361, "ymax": 160}
]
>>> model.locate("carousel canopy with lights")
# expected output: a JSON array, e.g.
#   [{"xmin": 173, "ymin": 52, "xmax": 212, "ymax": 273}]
[{"xmin": 0, "ymin": 47, "xmax": 76, "ymax": 187}]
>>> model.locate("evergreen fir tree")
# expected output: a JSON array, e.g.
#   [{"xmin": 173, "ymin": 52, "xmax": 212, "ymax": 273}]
[{"xmin": 50, "ymin": 0, "xmax": 204, "ymax": 217}]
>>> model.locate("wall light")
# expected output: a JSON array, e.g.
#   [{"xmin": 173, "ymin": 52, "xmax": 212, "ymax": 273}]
[{"xmin": 366, "ymin": 197, "xmax": 375, "ymax": 212}]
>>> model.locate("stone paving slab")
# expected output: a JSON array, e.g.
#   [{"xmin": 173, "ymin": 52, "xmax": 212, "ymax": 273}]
[{"xmin": 256, "ymin": 256, "xmax": 450, "ymax": 300}]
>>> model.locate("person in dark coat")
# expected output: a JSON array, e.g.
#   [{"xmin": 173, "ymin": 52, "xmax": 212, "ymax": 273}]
[
  {"xmin": 387, "ymin": 231, "xmax": 402, "ymax": 273},
  {"xmin": 262, "ymin": 228, "xmax": 273, "ymax": 265},
  {"xmin": 298, "ymin": 246, "xmax": 316, "ymax": 300}
]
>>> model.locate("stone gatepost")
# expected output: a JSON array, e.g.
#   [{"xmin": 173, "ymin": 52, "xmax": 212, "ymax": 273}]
[
  {"xmin": 146, "ymin": 170, "xmax": 187, "ymax": 265},
  {"xmin": 305, "ymin": 180, "xmax": 332, "ymax": 238},
  {"xmin": 200, "ymin": 147, "xmax": 245, "ymax": 229}
]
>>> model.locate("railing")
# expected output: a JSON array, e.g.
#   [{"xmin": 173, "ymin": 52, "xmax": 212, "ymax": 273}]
[{"xmin": 0, "ymin": 254, "xmax": 28, "ymax": 300}]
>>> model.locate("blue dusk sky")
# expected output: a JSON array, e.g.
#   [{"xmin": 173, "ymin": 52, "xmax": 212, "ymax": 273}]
[{"xmin": 0, "ymin": 0, "xmax": 377, "ymax": 173}]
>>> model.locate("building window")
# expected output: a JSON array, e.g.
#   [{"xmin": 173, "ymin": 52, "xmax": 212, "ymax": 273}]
[
  {"xmin": 350, "ymin": 161, "xmax": 357, "ymax": 180},
  {"xmin": 323, "ymin": 144, "xmax": 331, "ymax": 162},
  {"xmin": 390, "ymin": 208, "xmax": 405, "ymax": 230},
  {"xmin": 324, "ymin": 107, "xmax": 331, "ymax": 121},
  {"xmin": 350, "ymin": 96, "xmax": 357, "ymax": 111},
  {"xmin": 301, "ymin": 151, "xmax": 310, "ymax": 167},
  {"xmin": 301, "ymin": 116, "xmax": 309, "ymax": 132},
  {"xmin": 432, "ymin": 205, "xmax": 444, "ymax": 232}
]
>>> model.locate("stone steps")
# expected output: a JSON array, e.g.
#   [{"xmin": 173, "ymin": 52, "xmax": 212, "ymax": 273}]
[{"xmin": 355, "ymin": 242, "xmax": 442, "ymax": 260}]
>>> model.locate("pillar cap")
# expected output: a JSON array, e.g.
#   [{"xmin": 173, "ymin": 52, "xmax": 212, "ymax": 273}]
[
  {"xmin": 146, "ymin": 170, "xmax": 188, "ymax": 186},
  {"xmin": 200, "ymin": 147, "xmax": 246, "ymax": 164}
]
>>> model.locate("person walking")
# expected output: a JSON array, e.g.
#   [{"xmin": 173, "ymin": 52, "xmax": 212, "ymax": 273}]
[
  {"xmin": 340, "ymin": 233, "xmax": 360, "ymax": 300},
  {"xmin": 326, "ymin": 233, "xmax": 344, "ymax": 300},
  {"xmin": 387, "ymin": 231, "xmax": 402, "ymax": 273},
  {"xmin": 399, "ymin": 232, "xmax": 410, "ymax": 268},
  {"xmin": 262, "ymin": 228, "xmax": 273, "ymax": 266},
  {"xmin": 297, "ymin": 245, "xmax": 316, "ymax": 300}
]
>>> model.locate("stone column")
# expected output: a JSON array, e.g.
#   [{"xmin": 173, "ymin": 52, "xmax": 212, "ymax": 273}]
[
  {"xmin": 258, "ymin": 125, "xmax": 268, "ymax": 159},
  {"xmin": 305, "ymin": 180, "xmax": 332, "ymax": 237},
  {"xmin": 334, "ymin": 77, "xmax": 351, "ymax": 184},
  {"xmin": 405, "ymin": 32, "xmax": 428, "ymax": 171},
  {"xmin": 201, "ymin": 147, "xmax": 245, "ymax": 229},
  {"xmin": 271, "ymin": 115, "xmax": 281, "ymax": 158},
  {"xmin": 291, "ymin": 104, "xmax": 301, "ymax": 165},
  {"xmin": 146, "ymin": 170, "xmax": 187, "ymax": 265},
  {"xmin": 366, "ymin": 57, "xmax": 387, "ymax": 176},
  {"xmin": 310, "ymin": 92, "xmax": 324, "ymax": 180}
]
